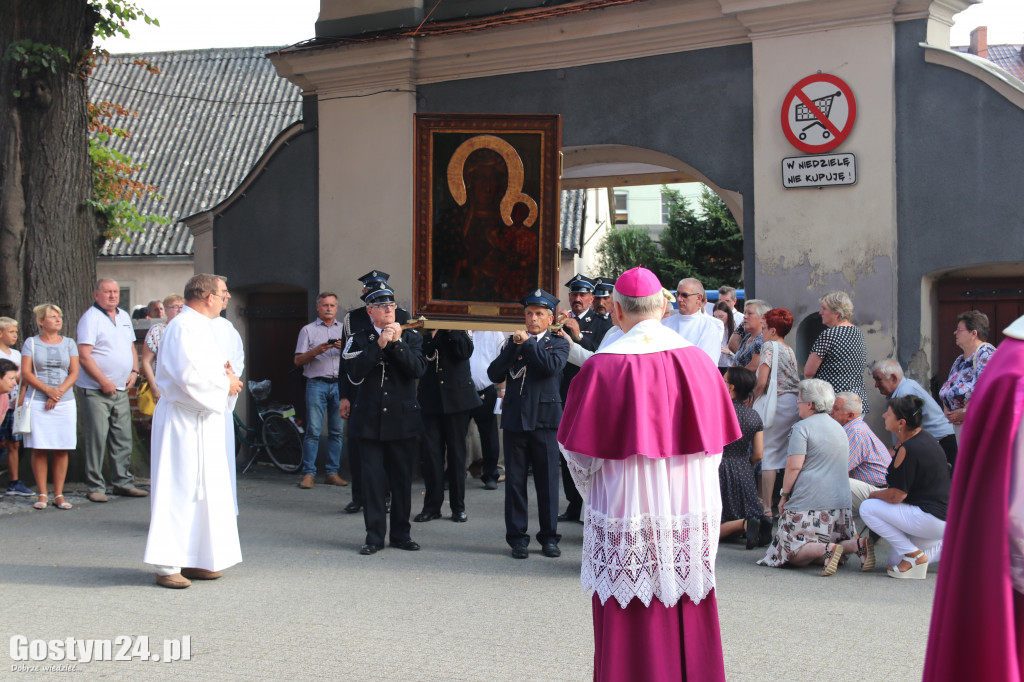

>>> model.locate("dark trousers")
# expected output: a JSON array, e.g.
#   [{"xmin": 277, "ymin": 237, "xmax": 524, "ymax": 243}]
[
  {"xmin": 560, "ymin": 455, "xmax": 583, "ymax": 517},
  {"xmin": 349, "ymin": 434, "xmax": 363, "ymax": 505},
  {"xmin": 360, "ymin": 437, "xmax": 416, "ymax": 546},
  {"xmin": 421, "ymin": 411, "xmax": 472, "ymax": 514},
  {"xmin": 470, "ymin": 386, "xmax": 500, "ymax": 482},
  {"xmin": 938, "ymin": 433, "xmax": 958, "ymax": 471},
  {"xmin": 504, "ymin": 429, "xmax": 561, "ymax": 548}
]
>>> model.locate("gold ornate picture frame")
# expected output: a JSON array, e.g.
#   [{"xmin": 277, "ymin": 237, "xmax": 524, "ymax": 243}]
[{"xmin": 413, "ymin": 113, "xmax": 561, "ymax": 324}]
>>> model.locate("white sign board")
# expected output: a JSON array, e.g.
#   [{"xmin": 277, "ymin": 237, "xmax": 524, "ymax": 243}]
[{"xmin": 782, "ymin": 153, "xmax": 857, "ymax": 188}]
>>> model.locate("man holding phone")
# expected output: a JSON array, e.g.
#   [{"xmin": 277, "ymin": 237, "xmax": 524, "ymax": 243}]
[{"xmin": 294, "ymin": 291, "xmax": 347, "ymax": 489}]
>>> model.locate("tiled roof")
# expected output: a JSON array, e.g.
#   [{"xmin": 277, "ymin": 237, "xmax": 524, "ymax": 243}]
[
  {"xmin": 952, "ymin": 44, "xmax": 1024, "ymax": 81},
  {"xmin": 88, "ymin": 47, "xmax": 303, "ymax": 257}
]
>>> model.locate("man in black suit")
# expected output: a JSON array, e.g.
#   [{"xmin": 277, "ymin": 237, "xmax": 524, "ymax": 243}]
[
  {"xmin": 415, "ymin": 329, "xmax": 481, "ymax": 523},
  {"xmin": 339, "ymin": 270, "xmax": 410, "ymax": 514},
  {"xmin": 343, "ymin": 281, "xmax": 426, "ymax": 555},
  {"xmin": 556, "ymin": 274, "xmax": 609, "ymax": 523},
  {"xmin": 488, "ymin": 289, "xmax": 569, "ymax": 559}
]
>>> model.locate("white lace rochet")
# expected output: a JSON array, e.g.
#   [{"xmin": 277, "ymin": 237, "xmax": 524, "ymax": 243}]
[{"xmin": 563, "ymin": 449, "xmax": 722, "ymax": 609}]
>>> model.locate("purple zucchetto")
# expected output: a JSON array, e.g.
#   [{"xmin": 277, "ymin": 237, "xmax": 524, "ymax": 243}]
[{"xmin": 614, "ymin": 267, "xmax": 662, "ymax": 297}]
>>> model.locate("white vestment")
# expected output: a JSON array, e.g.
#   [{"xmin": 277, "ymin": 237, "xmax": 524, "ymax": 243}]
[
  {"xmin": 212, "ymin": 316, "xmax": 245, "ymax": 515},
  {"xmin": 662, "ymin": 311, "xmax": 724, "ymax": 364},
  {"xmin": 144, "ymin": 306, "xmax": 241, "ymax": 572}
]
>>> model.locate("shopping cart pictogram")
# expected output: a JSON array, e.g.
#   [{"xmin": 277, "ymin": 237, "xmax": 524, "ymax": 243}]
[{"xmin": 795, "ymin": 91, "xmax": 842, "ymax": 140}]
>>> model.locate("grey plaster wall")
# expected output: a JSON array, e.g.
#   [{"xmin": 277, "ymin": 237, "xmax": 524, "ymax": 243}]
[
  {"xmin": 417, "ymin": 44, "xmax": 757, "ymax": 291},
  {"xmin": 213, "ymin": 128, "xmax": 319, "ymax": 308},
  {"xmin": 894, "ymin": 20, "xmax": 1024, "ymax": 364}
]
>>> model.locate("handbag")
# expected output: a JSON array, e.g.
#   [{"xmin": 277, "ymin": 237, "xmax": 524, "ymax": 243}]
[
  {"xmin": 752, "ymin": 341, "xmax": 780, "ymax": 429},
  {"xmin": 13, "ymin": 337, "xmax": 35, "ymax": 434},
  {"xmin": 137, "ymin": 378, "xmax": 156, "ymax": 416},
  {"xmin": 13, "ymin": 395, "xmax": 32, "ymax": 434}
]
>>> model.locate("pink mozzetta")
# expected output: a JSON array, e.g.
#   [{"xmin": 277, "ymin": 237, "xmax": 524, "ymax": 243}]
[
  {"xmin": 557, "ymin": 345, "xmax": 741, "ymax": 460},
  {"xmin": 614, "ymin": 267, "xmax": 662, "ymax": 297}
]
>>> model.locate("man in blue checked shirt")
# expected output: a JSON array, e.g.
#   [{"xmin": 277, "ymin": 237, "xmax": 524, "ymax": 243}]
[
  {"xmin": 294, "ymin": 292, "xmax": 348, "ymax": 490},
  {"xmin": 831, "ymin": 391, "xmax": 891, "ymax": 525}
]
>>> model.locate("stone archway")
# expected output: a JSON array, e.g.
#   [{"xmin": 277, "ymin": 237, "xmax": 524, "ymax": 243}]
[{"xmin": 561, "ymin": 144, "xmax": 743, "ymax": 228}]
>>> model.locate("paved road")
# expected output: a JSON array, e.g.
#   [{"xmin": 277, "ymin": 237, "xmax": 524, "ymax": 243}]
[{"xmin": 1, "ymin": 466, "xmax": 935, "ymax": 680}]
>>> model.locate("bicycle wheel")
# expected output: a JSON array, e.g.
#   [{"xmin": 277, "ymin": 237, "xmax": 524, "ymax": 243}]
[{"xmin": 261, "ymin": 414, "xmax": 303, "ymax": 473}]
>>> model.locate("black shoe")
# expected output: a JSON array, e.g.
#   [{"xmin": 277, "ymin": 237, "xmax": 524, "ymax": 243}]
[
  {"xmin": 511, "ymin": 545, "xmax": 529, "ymax": 559},
  {"xmin": 344, "ymin": 501, "xmax": 363, "ymax": 514},
  {"xmin": 557, "ymin": 512, "xmax": 579, "ymax": 522},
  {"xmin": 359, "ymin": 543, "xmax": 382, "ymax": 555},
  {"xmin": 414, "ymin": 511, "xmax": 442, "ymax": 523},
  {"xmin": 758, "ymin": 515, "xmax": 774, "ymax": 547},
  {"xmin": 391, "ymin": 539, "xmax": 420, "ymax": 551},
  {"xmin": 482, "ymin": 479, "xmax": 498, "ymax": 491},
  {"xmin": 451, "ymin": 510, "xmax": 467, "ymax": 522},
  {"xmin": 745, "ymin": 516, "xmax": 760, "ymax": 550},
  {"xmin": 542, "ymin": 542, "xmax": 561, "ymax": 558}
]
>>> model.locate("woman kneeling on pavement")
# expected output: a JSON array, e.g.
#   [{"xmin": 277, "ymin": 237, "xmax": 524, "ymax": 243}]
[
  {"xmin": 860, "ymin": 395, "xmax": 950, "ymax": 579},
  {"xmin": 757, "ymin": 379, "xmax": 872, "ymax": 576},
  {"xmin": 718, "ymin": 367, "xmax": 765, "ymax": 549}
]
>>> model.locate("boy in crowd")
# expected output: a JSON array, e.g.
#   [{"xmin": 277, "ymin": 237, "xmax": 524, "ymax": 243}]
[{"xmin": 0, "ymin": 320, "xmax": 30, "ymax": 496}]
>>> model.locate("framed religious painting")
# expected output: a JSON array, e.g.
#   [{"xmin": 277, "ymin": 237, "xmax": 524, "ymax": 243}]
[{"xmin": 413, "ymin": 113, "xmax": 561, "ymax": 325}]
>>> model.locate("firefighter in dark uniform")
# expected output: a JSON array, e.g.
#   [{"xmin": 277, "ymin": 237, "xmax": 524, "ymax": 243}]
[
  {"xmin": 343, "ymin": 281, "xmax": 425, "ymax": 555},
  {"xmin": 487, "ymin": 289, "xmax": 569, "ymax": 559},
  {"xmin": 415, "ymin": 329, "xmax": 481, "ymax": 523},
  {"xmin": 555, "ymin": 274, "xmax": 606, "ymax": 523},
  {"xmin": 339, "ymin": 270, "xmax": 410, "ymax": 514},
  {"xmin": 589, "ymin": 277, "xmax": 616, "ymax": 337}
]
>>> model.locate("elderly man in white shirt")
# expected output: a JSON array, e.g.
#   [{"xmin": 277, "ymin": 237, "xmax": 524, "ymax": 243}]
[{"xmin": 662, "ymin": 278, "xmax": 724, "ymax": 364}]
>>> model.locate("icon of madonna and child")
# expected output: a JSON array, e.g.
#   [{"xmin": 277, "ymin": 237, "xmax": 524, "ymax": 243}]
[{"xmin": 431, "ymin": 134, "xmax": 546, "ymax": 303}]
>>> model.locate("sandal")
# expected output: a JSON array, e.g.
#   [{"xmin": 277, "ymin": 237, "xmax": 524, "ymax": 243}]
[
  {"xmin": 53, "ymin": 495, "xmax": 72, "ymax": 510},
  {"xmin": 821, "ymin": 543, "xmax": 843, "ymax": 577},
  {"xmin": 33, "ymin": 494, "xmax": 48, "ymax": 510},
  {"xmin": 887, "ymin": 552, "xmax": 927, "ymax": 579},
  {"xmin": 857, "ymin": 537, "xmax": 875, "ymax": 572}
]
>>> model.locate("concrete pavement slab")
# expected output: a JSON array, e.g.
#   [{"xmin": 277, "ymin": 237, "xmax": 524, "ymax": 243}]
[{"xmin": 2, "ymin": 466, "xmax": 934, "ymax": 680}]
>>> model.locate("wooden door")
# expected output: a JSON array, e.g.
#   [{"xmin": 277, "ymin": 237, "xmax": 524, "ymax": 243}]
[{"xmin": 936, "ymin": 277, "xmax": 1024, "ymax": 375}]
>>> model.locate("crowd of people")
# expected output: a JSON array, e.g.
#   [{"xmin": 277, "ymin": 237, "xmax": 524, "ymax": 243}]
[{"xmin": 0, "ymin": 269, "xmax": 1006, "ymax": 678}]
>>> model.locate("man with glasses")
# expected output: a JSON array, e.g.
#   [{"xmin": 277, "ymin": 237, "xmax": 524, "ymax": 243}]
[
  {"xmin": 207, "ymin": 279, "xmax": 245, "ymax": 514},
  {"xmin": 294, "ymin": 292, "xmax": 347, "ymax": 490},
  {"xmin": 339, "ymin": 271, "xmax": 410, "ymax": 513},
  {"xmin": 662, "ymin": 277, "xmax": 724, "ymax": 364},
  {"xmin": 343, "ymin": 281, "xmax": 426, "ymax": 555},
  {"xmin": 145, "ymin": 274, "xmax": 243, "ymax": 588}
]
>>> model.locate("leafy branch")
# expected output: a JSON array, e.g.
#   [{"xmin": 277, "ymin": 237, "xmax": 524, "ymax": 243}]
[{"xmin": 87, "ymin": 98, "xmax": 170, "ymax": 240}]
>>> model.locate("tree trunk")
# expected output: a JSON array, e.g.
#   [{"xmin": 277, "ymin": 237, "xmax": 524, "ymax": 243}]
[{"xmin": 0, "ymin": 0, "xmax": 100, "ymax": 336}]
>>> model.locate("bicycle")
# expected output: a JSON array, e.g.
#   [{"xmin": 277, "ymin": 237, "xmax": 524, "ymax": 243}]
[{"xmin": 234, "ymin": 379, "xmax": 304, "ymax": 474}]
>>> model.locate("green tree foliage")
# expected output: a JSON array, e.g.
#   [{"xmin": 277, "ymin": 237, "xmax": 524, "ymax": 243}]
[
  {"xmin": 595, "ymin": 226, "xmax": 664, "ymax": 281},
  {"xmin": 596, "ymin": 186, "xmax": 743, "ymax": 290}
]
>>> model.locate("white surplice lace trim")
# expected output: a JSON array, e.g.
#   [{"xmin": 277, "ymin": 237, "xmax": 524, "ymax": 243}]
[{"xmin": 581, "ymin": 506, "xmax": 720, "ymax": 609}]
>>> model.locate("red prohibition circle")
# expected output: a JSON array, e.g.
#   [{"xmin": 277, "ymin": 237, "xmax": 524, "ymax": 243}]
[{"xmin": 780, "ymin": 73, "xmax": 857, "ymax": 153}]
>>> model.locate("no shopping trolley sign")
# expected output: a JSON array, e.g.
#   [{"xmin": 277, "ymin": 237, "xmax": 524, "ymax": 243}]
[{"xmin": 781, "ymin": 73, "xmax": 857, "ymax": 153}]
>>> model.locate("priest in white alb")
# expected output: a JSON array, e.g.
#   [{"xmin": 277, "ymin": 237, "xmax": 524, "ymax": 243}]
[
  {"xmin": 662, "ymin": 277, "xmax": 725, "ymax": 364},
  {"xmin": 144, "ymin": 274, "xmax": 243, "ymax": 589},
  {"xmin": 558, "ymin": 266, "xmax": 741, "ymax": 681}
]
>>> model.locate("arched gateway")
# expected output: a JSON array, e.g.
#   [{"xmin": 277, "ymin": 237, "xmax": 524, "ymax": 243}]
[{"xmin": 191, "ymin": 0, "xmax": 1024, "ymax": 422}]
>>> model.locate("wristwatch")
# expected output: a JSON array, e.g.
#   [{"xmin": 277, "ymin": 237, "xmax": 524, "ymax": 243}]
[{"xmin": 779, "ymin": 491, "xmax": 791, "ymax": 498}]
